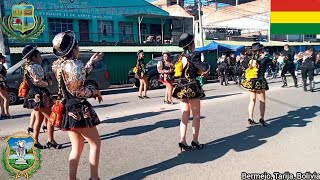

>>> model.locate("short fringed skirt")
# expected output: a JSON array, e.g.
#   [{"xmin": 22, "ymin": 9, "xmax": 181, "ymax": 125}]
[
  {"xmin": 23, "ymin": 88, "xmax": 53, "ymax": 109},
  {"xmin": 61, "ymin": 98, "xmax": 100, "ymax": 131},
  {"xmin": 159, "ymin": 73, "xmax": 174, "ymax": 84},
  {"xmin": 241, "ymin": 77, "xmax": 269, "ymax": 91},
  {"xmin": 172, "ymin": 80, "xmax": 205, "ymax": 100}
]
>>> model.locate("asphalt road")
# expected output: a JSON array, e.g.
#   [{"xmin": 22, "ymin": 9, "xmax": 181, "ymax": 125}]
[{"xmin": 0, "ymin": 75, "xmax": 319, "ymax": 180}]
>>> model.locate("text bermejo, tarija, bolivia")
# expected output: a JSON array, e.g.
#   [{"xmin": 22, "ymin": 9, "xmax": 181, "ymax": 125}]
[{"xmin": 242, "ymin": 171, "xmax": 320, "ymax": 180}]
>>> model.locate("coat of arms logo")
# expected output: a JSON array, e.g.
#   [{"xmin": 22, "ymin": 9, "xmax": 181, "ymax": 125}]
[
  {"xmin": 0, "ymin": 1, "xmax": 45, "ymax": 42},
  {"xmin": 2, "ymin": 131, "xmax": 42, "ymax": 179}
]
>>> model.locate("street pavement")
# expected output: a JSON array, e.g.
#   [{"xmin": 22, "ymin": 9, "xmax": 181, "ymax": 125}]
[{"xmin": 0, "ymin": 74, "xmax": 319, "ymax": 180}]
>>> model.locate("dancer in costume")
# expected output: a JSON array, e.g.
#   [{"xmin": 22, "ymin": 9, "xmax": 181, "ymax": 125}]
[
  {"xmin": 280, "ymin": 44, "xmax": 298, "ymax": 88},
  {"xmin": 22, "ymin": 45, "xmax": 61, "ymax": 149},
  {"xmin": 52, "ymin": 30, "xmax": 103, "ymax": 180},
  {"xmin": 301, "ymin": 46, "xmax": 316, "ymax": 92},
  {"xmin": 241, "ymin": 43, "xmax": 271, "ymax": 127},
  {"xmin": 173, "ymin": 33, "xmax": 210, "ymax": 151},
  {"xmin": 157, "ymin": 51, "xmax": 174, "ymax": 104},
  {"xmin": 135, "ymin": 50, "xmax": 149, "ymax": 99},
  {"xmin": 0, "ymin": 53, "xmax": 11, "ymax": 119}
]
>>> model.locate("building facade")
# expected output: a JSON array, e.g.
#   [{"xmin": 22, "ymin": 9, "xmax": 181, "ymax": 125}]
[{"xmin": 4, "ymin": 0, "xmax": 173, "ymax": 45}]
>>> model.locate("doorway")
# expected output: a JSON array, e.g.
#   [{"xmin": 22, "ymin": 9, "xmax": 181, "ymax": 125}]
[{"xmin": 79, "ymin": 20, "xmax": 90, "ymax": 42}]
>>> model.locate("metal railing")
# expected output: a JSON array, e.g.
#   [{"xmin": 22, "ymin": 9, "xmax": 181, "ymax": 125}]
[{"xmin": 7, "ymin": 31, "xmax": 182, "ymax": 46}]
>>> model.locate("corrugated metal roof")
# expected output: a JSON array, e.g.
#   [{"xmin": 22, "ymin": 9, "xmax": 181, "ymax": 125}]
[{"xmin": 9, "ymin": 46, "xmax": 183, "ymax": 54}]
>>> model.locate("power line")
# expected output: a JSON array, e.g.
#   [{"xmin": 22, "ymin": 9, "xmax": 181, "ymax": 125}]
[{"xmin": 202, "ymin": 5, "xmax": 269, "ymax": 23}]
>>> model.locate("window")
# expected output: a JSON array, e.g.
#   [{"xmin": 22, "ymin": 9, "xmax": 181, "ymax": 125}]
[
  {"xmin": 98, "ymin": 21, "xmax": 114, "ymax": 37},
  {"xmin": 305, "ymin": 34, "xmax": 316, "ymax": 39},
  {"xmin": 119, "ymin": 22, "xmax": 134, "ymax": 43},
  {"xmin": 49, "ymin": 18, "xmax": 73, "ymax": 36},
  {"xmin": 13, "ymin": 67, "xmax": 21, "ymax": 75}
]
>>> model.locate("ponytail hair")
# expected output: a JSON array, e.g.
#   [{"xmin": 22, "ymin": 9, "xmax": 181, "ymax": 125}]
[{"xmin": 56, "ymin": 57, "xmax": 68, "ymax": 100}]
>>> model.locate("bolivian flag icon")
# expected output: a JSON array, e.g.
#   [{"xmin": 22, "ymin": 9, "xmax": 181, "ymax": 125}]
[{"xmin": 271, "ymin": 0, "xmax": 320, "ymax": 34}]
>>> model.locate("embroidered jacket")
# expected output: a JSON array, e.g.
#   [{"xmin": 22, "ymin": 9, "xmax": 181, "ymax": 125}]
[
  {"xmin": 27, "ymin": 63, "xmax": 49, "ymax": 88},
  {"xmin": 52, "ymin": 59, "xmax": 100, "ymax": 98}
]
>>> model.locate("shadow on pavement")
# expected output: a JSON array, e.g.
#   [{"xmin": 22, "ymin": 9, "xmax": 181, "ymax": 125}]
[
  {"xmin": 112, "ymin": 106, "xmax": 320, "ymax": 180},
  {"xmin": 267, "ymin": 80, "xmax": 283, "ymax": 84},
  {"xmin": 101, "ymin": 109, "xmax": 179, "ymax": 124},
  {"xmin": 93, "ymin": 101, "xmax": 129, "ymax": 109},
  {"xmin": 102, "ymin": 88, "xmax": 137, "ymax": 96},
  {"xmin": 0, "ymin": 113, "xmax": 31, "ymax": 120},
  {"xmin": 100, "ymin": 118, "xmax": 180, "ymax": 141},
  {"xmin": 100, "ymin": 116, "xmax": 206, "ymax": 141},
  {"xmin": 203, "ymin": 93, "xmax": 242, "ymax": 101}
]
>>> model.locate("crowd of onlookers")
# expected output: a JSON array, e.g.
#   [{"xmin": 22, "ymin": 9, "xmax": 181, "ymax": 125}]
[{"xmin": 217, "ymin": 47, "xmax": 320, "ymax": 86}]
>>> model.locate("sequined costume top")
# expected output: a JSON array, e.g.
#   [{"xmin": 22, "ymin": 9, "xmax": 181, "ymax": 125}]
[
  {"xmin": 157, "ymin": 60, "xmax": 173, "ymax": 74},
  {"xmin": 52, "ymin": 59, "xmax": 100, "ymax": 99},
  {"xmin": 302, "ymin": 50, "xmax": 316, "ymax": 66},
  {"xmin": 135, "ymin": 58, "xmax": 146, "ymax": 79},
  {"xmin": 26, "ymin": 62, "xmax": 49, "ymax": 89},
  {"xmin": 180, "ymin": 53, "xmax": 209, "ymax": 80},
  {"xmin": 256, "ymin": 55, "xmax": 272, "ymax": 78}
]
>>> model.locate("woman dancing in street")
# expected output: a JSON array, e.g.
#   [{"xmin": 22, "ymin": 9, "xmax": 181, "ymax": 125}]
[
  {"xmin": 52, "ymin": 30, "xmax": 103, "ymax": 180},
  {"xmin": 135, "ymin": 50, "xmax": 149, "ymax": 99},
  {"xmin": 241, "ymin": 43, "xmax": 271, "ymax": 127},
  {"xmin": 0, "ymin": 53, "xmax": 11, "ymax": 119},
  {"xmin": 173, "ymin": 33, "xmax": 210, "ymax": 152},
  {"xmin": 158, "ymin": 51, "xmax": 174, "ymax": 104},
  {"xmin": 22, "ymin": 45, "xmax": 61, "ymax": 149}
]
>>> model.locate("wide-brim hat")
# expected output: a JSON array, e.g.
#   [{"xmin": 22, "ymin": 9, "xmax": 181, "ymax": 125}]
[
  {"xmin": 251, "ymin": 42, "xmax": 263, "ymax": 51},
  {"xmin": 52, "ymin": 30, "xmax": 76, "ymax": 57},
  {"xmin": 179, "ymin": 33, "xmax": 194, "ymax": 48},
  {"xmin": 22, "ymin": 45, "xmax": 37, "ymax": 59}
]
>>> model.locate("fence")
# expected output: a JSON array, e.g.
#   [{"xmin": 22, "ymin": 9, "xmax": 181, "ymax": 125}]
[{"xmin": 7, "ymin": 31, "xmax": 182, "ymax": 46}]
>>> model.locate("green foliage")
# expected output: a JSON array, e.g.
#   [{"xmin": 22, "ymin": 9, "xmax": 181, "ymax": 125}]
[
  {"xmin": 2, "ymin": 147, "xmax": 42, "ymax": 179},
  {"xmin": 2, "ymin": 148, "xmax": 16, "ymax": 178},
  {"xmin": 8, "ymin": 159, "xmax": 35, "ymax": 171},
  {"xmin": 0, "ymin": 15, "xmax": 45, "ymax": 42}
]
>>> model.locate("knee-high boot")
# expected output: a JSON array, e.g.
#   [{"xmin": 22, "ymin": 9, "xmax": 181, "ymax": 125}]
[
  {"xmin": 303, "ymin": 78, "xmax": 307, "ymax": 91},
  {"xmin": 310, "ymin": 80, "xmax": 315, "ymax": 92},
  {"xmin": 293, "ymin": 77, "xmax": 298, "ymax": 87},
  {"xmin": 281, "ymin": 77, "xmax": 287, "ymax": 87}
]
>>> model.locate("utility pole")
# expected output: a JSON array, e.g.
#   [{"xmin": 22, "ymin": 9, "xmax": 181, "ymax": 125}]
[
  {"xmin": 198, "ymin": 0, "xmax": 204, "ymax": 47},
  {"xmin": 0, "ymin": 0, "xmax": 11, "ymax": 69}
]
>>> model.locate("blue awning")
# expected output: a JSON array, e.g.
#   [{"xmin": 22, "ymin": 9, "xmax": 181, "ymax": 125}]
[{"xmin": 195, "ymin": 41, "xmax": 245, "ymax": 53}]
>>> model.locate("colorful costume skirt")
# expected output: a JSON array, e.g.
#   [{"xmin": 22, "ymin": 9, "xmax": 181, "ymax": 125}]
[
  {"xmin": 23, "ymin": 88, "xmax": 53, "ymax": 109},
  {"xmin": 172, "ymin": 80, "xmax": 205, "ymax": 100},
  {"xmin": 61, "ymin": 98, "xmax": 100, "ymax": 131},
  {"xmin": 0, "ymin": 81, "xmax": 8, "ymax": 90},
  {"xmin": 241, "ymin": 77, "xmax": 269, "ymax": 91},
  {"xmin": 159, "ymin": 73, "xmax": 174, "ymax": 84}
]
